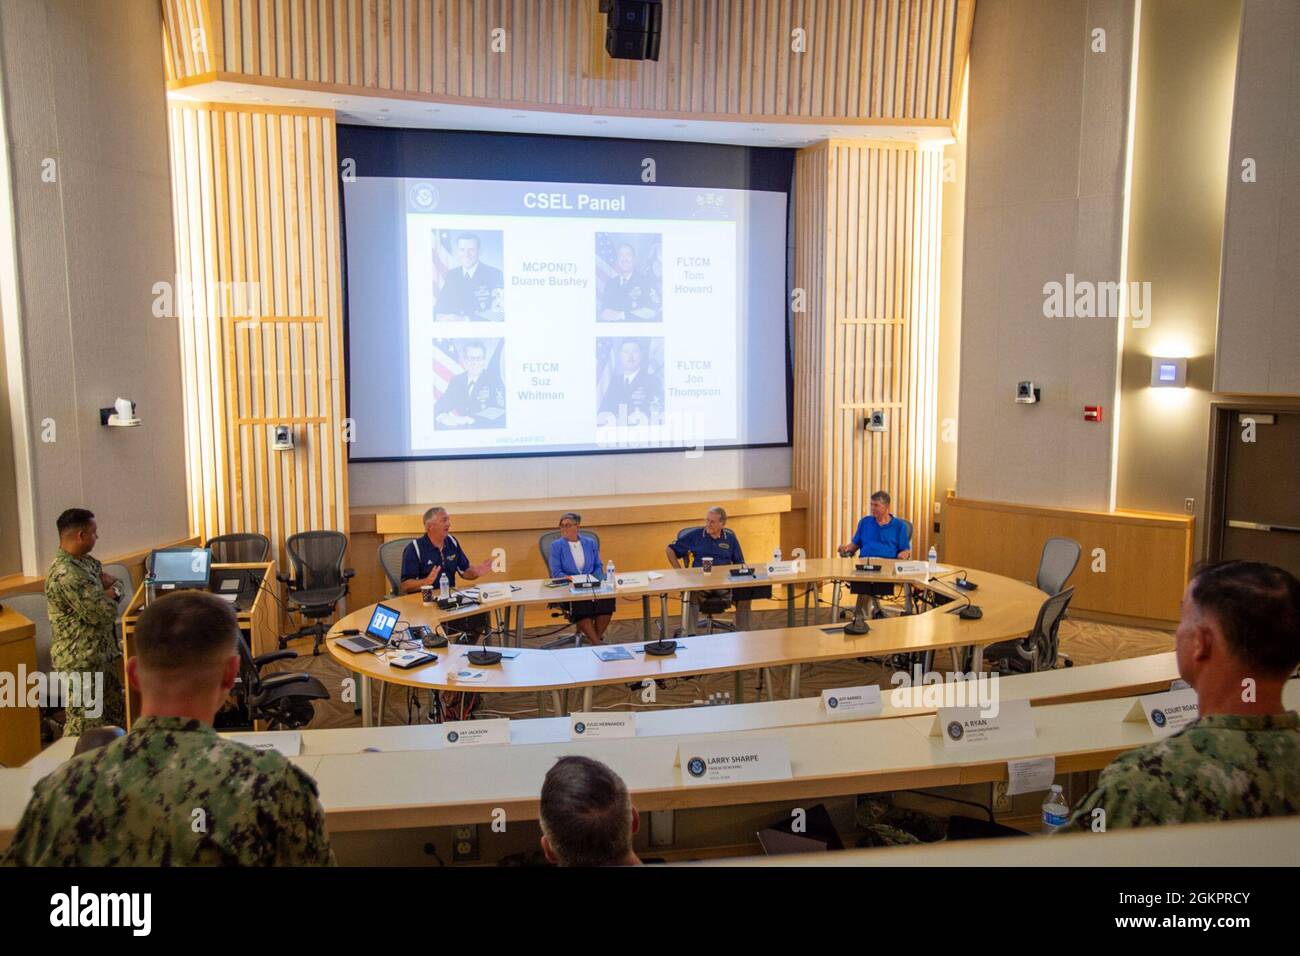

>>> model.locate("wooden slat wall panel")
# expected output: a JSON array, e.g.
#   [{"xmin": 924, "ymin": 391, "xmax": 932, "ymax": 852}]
[
  {"xmin": 166, "ymin": 102, "xmax": 349, "ymax": 566},
  {"xmin": 793, "ymin": 141, "xmax": 943, "ymax": 559},
  {"xmin": 162, "ymin": 0, "xmax": 971, "ymax": 123}
]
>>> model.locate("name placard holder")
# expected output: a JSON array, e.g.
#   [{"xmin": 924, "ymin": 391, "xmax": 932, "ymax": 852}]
[
  {"xmin": 614, "ymin": 573, "xmax": 650, "ymax": 590},
  {"xmin": 766, "ymin": 561, "xmax": 800, "ymax": 577},
  {"xmin": 570, "ymin": 712, "xmax": 637, "ymax": 739},
  {"xmin": 440, "ymin": 717, "xmax": 510, "ymax": 748},
  {"xmin": 930, "ymin": 698, "xmax": 1035, "ymax": 748},
  {"xmin": 821, "ymin": 685, "xmax": 883, "ymax": 719},
  {"xmin": 227, "ymin": 730, "xmax": 302, "ymax": 757},
  {"xmin": 675, "ymin": 737, "xmax": 793, "ymax": 785},
  {"xmin": 1123, "ymin": 688, "xmax": 1199, "ymax": 738}
]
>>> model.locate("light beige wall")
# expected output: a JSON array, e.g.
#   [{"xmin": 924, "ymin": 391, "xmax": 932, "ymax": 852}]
[
  {"xmin": 956, "ymin": 0, "xmax": 1135, "ymax": 511},
  {"xmin": 0, "ymin": 295, "xmax": 20, "ymax": 576},
  {"xmin": 1116, "ymin": 0, "xmax": 1241, "ymax": 543},
  {"xmin": 934, "ymin": 66, "xmax": 967, "ymax": 554},
  {"xmin": 0, "ymin": 0, "xmax": 189, "ymax": 571},
  {"xmin": 1214, "ymin": 0, "xmax": 1300, "ymax": 396}
]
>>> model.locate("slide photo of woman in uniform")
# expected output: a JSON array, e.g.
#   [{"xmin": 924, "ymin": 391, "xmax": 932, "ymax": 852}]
[
  {"xmin": 595, "ymin": 232, "xmax": 662, "ymax": 322},
  {"xmin": 596, "ymin": 336, "xmax": 664, "ymax": 426},
  {"xmin": 433, "ymin": 229, "xmax": 505, "ymax": 322},
  {"xmin": 433, "ymin": 338, "xmax": 507, "ymax": 430}
]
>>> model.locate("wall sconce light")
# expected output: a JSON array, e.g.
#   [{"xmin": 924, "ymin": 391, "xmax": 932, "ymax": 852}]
[
  {"xmin": 99, "ymin": 397, "xmax": 140, "ymax": 427},
  {"xmin": 1150, "ymin": 357, "xmax": 1187, "ymax": 388}
]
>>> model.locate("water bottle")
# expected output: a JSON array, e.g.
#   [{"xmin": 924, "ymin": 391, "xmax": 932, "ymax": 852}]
[
  {"xmin": 605, "ymin": 559, "xmax": 615, "ymax": 585},
  {"xmin": 927, "ymin": 544, "xmax": 938, "ymax": 572},
  {"xmin": 438, "ymin": 572, "xmax": 450, "ymax": 602},
  {"xmin": 1041, "ymin": 784, "xmax": 1069, "ymax": 833}
]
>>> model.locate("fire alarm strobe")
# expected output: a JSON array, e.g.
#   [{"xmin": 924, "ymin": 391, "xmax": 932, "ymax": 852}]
[{"xmin": 1084, "ymin": 406, "xmax": 1103, "ymax": 422}]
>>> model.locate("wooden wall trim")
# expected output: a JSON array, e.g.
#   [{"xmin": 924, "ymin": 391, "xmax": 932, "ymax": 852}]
[
  {"xmin": 793, "ymin": 141, "xmax": 944, "ymax": 560},
  {"xmin": 161, "ymin": 1, "xmax": 973, "ymax": 123},
  {"xmin": 943, "ymin": 493, "xmax": 1193, "ymax": 623},
  {"xmin": 166, "ymin": 101, "xmax": 349, "ymax": 568}
]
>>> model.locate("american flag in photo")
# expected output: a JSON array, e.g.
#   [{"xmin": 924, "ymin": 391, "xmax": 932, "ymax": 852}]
[
  {"xmin": 431, "ymin": 341, "xmax": 464, "ymax": 400},
  {"xmin": 595, "ymin": 232, "xmax": 619, "ymax": 294},
  {"xmin": 431, "ymin": 230, "xmax": 456, "ymax": 302}
]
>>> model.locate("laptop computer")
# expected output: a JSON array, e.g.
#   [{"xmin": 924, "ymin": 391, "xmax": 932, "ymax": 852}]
[{"xmin": 338, "ymin": 602, "xmax": 400, "ymax": 653}]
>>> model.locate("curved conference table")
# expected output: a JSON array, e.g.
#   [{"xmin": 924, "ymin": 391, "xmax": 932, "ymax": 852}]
[{"xmin": 327, "ymin": 558, "xmax": 1046, "ymax": 726}]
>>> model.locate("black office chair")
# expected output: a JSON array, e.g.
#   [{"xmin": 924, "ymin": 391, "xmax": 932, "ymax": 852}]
[
  {"xmin": 1036, "ymin": 537, "xmax": 1081, "ymax": 595},
  {"xmin": 982, "ymin": 586, "xmax": 1075, "ymax": 674},
  {"xmin": 538, "ymin": 528, "xmax": 602, "ymax": 649},
  {"xmin": 673, "ymin": 526, "xmax": 736, "ymax": 636},
  {"xmin": 277, "ymin": 531, "xmax": 354, "ymax": 655},
  {"xmin": 378, "ymin": 539, "xmax": 413, "ymax": 597},
  {"xmin": 234, "ymin": 632, "xmax": 330, "ymax": 729},
  {"xmin": 207, "ymin": 532, "xmax": 272, "ymax": 564}
]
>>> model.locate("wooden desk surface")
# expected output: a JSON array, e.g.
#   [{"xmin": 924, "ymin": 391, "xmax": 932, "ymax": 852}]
[
  {"xmin": 0, "ymin": 605, "xmax": 35, "ymax": 647},
  {"xmin": 326, "ymin": 559, "xmax": 1044, "ymax": 695}
]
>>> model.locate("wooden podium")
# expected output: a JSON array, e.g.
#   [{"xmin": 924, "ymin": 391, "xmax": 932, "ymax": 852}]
[
  {"xmin": 0, "ymin": 605, "xmax": 41, "ymax": 766},
  {"xmin": 120, "ymin": 562, "xmax": 280, "ymax": 728}
]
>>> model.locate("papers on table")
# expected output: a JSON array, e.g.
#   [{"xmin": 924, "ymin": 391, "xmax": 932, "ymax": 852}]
[
  {"xmin": 1006, "ymin": 755, "xmax": 1056, "ymax": 795},
  {"xmin": 592, "ymin": 645, "xmax": 634, "ymax": 662}
]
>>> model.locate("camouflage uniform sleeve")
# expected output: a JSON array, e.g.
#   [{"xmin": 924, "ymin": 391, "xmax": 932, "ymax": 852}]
[
  {"xmin": 46, "ymin": 561, "xmax": 118, "ymax": 634},
  {"xmin": 0, "ymin": 779, "xmax": 59, "ymax": 866},
  {"xmin": 274, "ymin": 763, "xmax": 336, "ymax": 866},
  {"xmin": 1061, "ymin": 749, "xmax": 1165, "ymax": 833}
]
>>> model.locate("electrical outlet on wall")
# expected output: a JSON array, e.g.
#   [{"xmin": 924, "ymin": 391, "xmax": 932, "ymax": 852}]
[
  {"xmin": 453, "ymin": 823, "xmax": 479, "ymax": 861},
  {"xmin": 1184, "ymin": 498, "xmax": 1195, "ymax": 513},
  {"xmin": 992, "ymin": 781, "xmax": 1011, "ymax": 812}
]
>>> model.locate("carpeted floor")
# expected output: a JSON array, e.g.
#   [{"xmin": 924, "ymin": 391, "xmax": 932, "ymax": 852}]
[{"xmin": 267, "ymin": 602, "xmax": 1175, "ymax": 729}]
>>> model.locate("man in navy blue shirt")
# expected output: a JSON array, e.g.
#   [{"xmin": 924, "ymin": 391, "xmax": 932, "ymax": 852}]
[
  {"xmin": 666, "ymin": 507, "xmax": 769, "ymax": 631},
  {"xmin": 838, "ymin": 490, "xmax": 912, "ymax": 616},
  {"xmin": 400, "ymin": 506, "xmax": 494, "ymax": 635}
]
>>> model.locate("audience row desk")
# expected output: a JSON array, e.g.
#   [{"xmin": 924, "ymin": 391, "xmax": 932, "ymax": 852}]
[
  {"xmin": 1, "ymin": 652, "xmax": 1200, "ymax": 849},
  {"xmin": 325, "ymin": 559, "xmax": 1047, "ymax": 725}
]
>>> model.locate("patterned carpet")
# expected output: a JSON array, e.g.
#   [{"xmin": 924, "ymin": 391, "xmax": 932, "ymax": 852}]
[{"xmin": 271, "ymin": 602, "xmax": 1175, "ymax": 729}]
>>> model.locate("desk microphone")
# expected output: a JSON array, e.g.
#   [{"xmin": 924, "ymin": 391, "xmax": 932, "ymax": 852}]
[
  {"xmin": 467, "ymin": 632, "xmax": 502, "ymax": 666},
  {"xmin": 643, "ymin": 635, "xmax": 678, "ymax": 656},
  {"xmin": 843, "ymin": 602, "xmax": 871, "ymax": 635}
]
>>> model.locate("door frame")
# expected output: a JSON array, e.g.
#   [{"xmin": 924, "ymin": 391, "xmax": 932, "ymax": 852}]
[{"xmin": 1204, "ymin": 399, "xmax": 1300, "ymax": 564}]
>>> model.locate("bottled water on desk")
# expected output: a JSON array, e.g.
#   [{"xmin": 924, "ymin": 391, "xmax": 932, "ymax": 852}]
[
  {"xmin": 438, "ymin": 572, "xmax": 450, "ymax": 602},
  {"xmin": 1041, "ymin": 784, "xmax": 1070, "ymax": 833},
  {"xmin": 927, "ymin": 545, "xmax": 938, "ymax": 572},
  {"xmin": 605, "ymin": 559, "xmax": 615, "ymax": 584}
]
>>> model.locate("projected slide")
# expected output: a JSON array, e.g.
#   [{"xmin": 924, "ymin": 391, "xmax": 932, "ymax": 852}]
[{"xmin": 344, "ymin": 173, "xmax": 788, "ymax": 460}]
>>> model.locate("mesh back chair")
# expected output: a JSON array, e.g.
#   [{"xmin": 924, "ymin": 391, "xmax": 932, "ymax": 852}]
[
  {"xmin": 6, "ymin": 592, "xmax": 54, "ymax": 674},
  {"xmin": 379, "ymin": 539, "xmax": 414, "ymax": 597},
  {"xmin": 277, "ymin": 531, "xmax": 354, "ymax": 655},
  {"xmin": 207, "ymin": 533, "xmax": 272, "ymax": 565},
  {"xmin": 674, "ymin": 526, "xmax": 735, "ymax": 635},
  {"xmin": 233, "ymin": 631, "xmax": 330, "ymax": 729},
  {"xmin": 538, "ymin": 529, "xmax": 602, "ymax": 649},
  {"xmin": 1036, "ymin": 537, "xmax": 1081, "ymax": 595},
  {"xmin": 983, "ymin": 586, "xmax": 1075, "ymax": 674}
]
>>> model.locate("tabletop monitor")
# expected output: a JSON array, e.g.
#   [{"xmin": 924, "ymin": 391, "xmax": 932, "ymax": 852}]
[{"xmin": 150, "ymin": 547, "xmax": 213, "ymax": 589}]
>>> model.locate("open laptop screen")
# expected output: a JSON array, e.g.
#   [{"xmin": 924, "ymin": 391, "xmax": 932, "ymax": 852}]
[{"xmin": 366, "ymin": 603, "xmax": 401, "ymax": 641}]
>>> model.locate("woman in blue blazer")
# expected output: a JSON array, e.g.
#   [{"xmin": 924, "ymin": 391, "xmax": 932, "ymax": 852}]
[{"xmin": 548, "ymin": 512, "xmax": 615, "ymax": 644}]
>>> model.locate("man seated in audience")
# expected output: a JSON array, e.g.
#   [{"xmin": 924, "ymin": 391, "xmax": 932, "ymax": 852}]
[
  {"xmin": 666, "ymin": 506, "xmax": 767, "ymax": 630},
  {"xmin": 2, "ymin": 591, "xmax": 334, "ymax": 866},
  {"xmin": 837, "ymin": 490, "xmax": 912, "ymax": 617},
  {"xmin": 1063, "ymin": 560, "xmax": 1300, "ymax": 832},
  {"xmin": 539, "ymin": 755, "xmax": 641, "ymax": 867}
]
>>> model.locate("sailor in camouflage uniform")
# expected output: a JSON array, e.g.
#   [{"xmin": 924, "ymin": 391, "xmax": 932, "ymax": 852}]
[
  {"xmin": 2, "ymin": 590, "xmax": 334, "ymax": 866},
  {"xmin": 44, "ymin": 508, "xmax": 125, "ymax": 735},
  {"xmin": 1063, "ymin": 561, "xmax": 1300, "ymax": 832}
]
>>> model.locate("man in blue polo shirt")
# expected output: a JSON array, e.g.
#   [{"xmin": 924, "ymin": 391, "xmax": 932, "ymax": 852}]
[
  {"xmin": 400, "ymin": 505, "xmax": 494, "ymax": 636},
  {"xmin": 666, "ymin": 507, "xmax": 769, "ymax": 631},
  {"xmin": 838, "ymin": 490, "xmax": 912, "ymax": 616}
]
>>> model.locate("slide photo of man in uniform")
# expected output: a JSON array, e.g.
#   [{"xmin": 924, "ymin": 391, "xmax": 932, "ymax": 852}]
[
  {"xmin": 433, "ymin": 230, "xmax": 505, "ymax": 322},
  {"xmin": 434, "ymin": 338, "xmax": 507, "ymax": 430},
  {"xmin": 595, "ymin": 232, "xmax": 662, "ymax": 322},
  {"xmin": 596, "ymin": 337, "xmax": 664, "ymax": 425}
]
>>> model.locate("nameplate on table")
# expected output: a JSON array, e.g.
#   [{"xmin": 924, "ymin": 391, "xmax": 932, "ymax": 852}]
[
  {"xmin": 614, "ymin": 572, "xmax": 649, "ymax": 590},
  {"xmin": 931, "ymin": 698, "xmax": 1035, "ymax": 748},
  {"xmin": 676, "ymin": 737, "xmax": 792, "ymax": 786},
  {"xmin": 226, "ymin": 731, "xmax": 302, "ymax": 757},
  {"xmin": 475, "ymin": 583, "xmax": 508, "ymax": 602},
  {"xmin": 893, "ymin": 561, "xmax": 930, "ymax": 576},
  {"xmin": 570, "ymin": 712, "xmax": 636, "ymax": 739},
  {"xmin": 766, "ymin": 560, "xmax": 800, "ymax": 577},
  {"xmin": 1124, "ymin": 688, "xmax": 1198, "ymax": 738},
  {"xmin": 440, "ymin": 718, "xmax": 510, "ymax": 748},
  {"xmin": 821, "ymin": 685, "xmax": 883, "ymax": 718}
]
